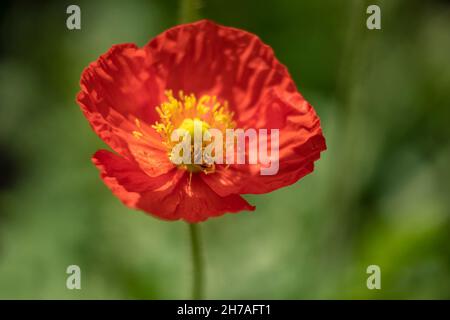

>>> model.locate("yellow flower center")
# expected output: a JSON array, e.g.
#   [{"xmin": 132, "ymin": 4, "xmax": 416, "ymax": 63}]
[{"xmin": 152, "ymin": 90, "xmax": 235, "ymax": 174}]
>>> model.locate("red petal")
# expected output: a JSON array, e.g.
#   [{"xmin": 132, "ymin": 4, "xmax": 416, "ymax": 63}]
[
  {"xmin": 144, "ymin": 20, "xmax": 302, "ymax": 125},
  {"xmin": 92, "ymin": 149, "xmax": 181, "ymax": 206},
  {"xmin": 145, "ymin": 20, "xmax": 282, "ymax": 120},
  {"xmin": 202, "ymin": 115, "xmax": 326, "ymax": 196},
  {"xmin": 93, "ymin": 149, "xmax": 254, "ymax": 222},
  {"xmin": 137, "ymin": 173, "xmax": 255, "ymax": 222},
  {"xmin": 77, "ymin": 44, "xmax": 174, "ymax": 176}
]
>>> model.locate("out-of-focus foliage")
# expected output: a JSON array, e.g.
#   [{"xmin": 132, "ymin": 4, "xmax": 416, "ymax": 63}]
[{"xmin": 0, "ymin": 0, "xmax": 449, "ymax": 299}]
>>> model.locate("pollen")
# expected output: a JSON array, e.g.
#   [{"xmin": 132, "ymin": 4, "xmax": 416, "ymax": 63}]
[{"xmin": 152, "ymin": 90, "xmax": 235, "ymax": 174}]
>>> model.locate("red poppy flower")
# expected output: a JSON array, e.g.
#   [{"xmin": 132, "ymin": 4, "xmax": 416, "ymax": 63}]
[{"xmin": 76, "ymin": 20, "xmax": 326, "ymax": 223}]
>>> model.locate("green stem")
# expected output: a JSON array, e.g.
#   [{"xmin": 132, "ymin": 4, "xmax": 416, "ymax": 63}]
[
  {"xmin": 189, "ymin": 223, "xmax": 204, "ymax": 299},
  {"xmin": 179, "ymin": 0, "xmax": 201, "ymax": 24}
]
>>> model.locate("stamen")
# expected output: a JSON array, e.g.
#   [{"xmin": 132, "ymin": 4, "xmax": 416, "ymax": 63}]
[
  {"xmin": 132, "ymin": 131, "xmax": 143, "ymax": 139},
  {"xmin": 151, "ymin": 90, "xmax": 236, "ymax": 174}
]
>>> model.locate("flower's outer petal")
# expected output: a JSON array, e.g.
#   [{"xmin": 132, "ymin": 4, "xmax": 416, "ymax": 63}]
[
  {"xmin": 144, "ymin": 20, "xmax": 313, "ymax": 126},
  {"xmin": 77, "ymin": 44, "xmax": 174, "ymax": 177},
  {"xmin": 93, "ymin": 150, "xmax": 254, "ymax": 222},
  {"xmin": 143, "ymin": 20, "xmax": 325, "ymax": 195},
  {"xmin": 202, "ymin": 98, "xmax": 326, "ymax": 196},
  {"xmin": 92, "ymin": 149, "xmax": 181, "ymax": 208},
  {"xmin": 145, "ymin": 19, "xmax": 280, "ymax": 114},
  {"xmin": 138, "ymin": 174, "xmax": 255, "ymax": 222}
]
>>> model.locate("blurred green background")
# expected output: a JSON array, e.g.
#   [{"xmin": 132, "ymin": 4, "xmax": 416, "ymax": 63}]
[{"xmin": 0, "ymin": 0, "xmax": 449, "ymax": 299}]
